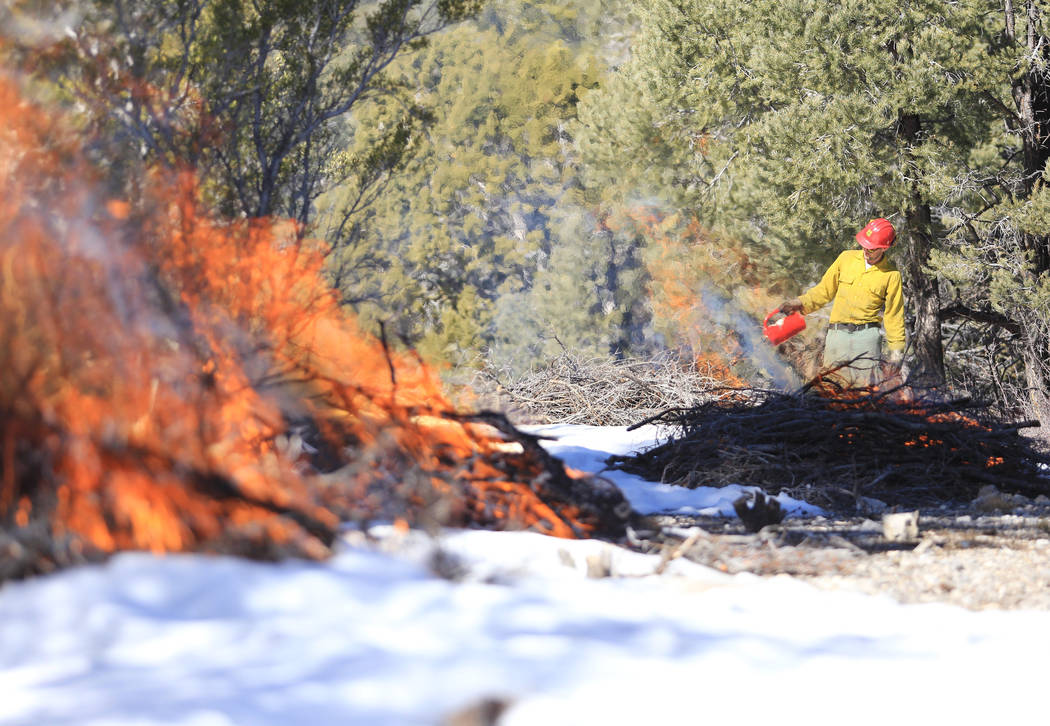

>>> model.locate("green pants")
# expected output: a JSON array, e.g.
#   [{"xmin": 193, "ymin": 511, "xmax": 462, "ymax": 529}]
[{"xmin": 823, "ymin": 326, "xmax": 882, "ymax": 388}]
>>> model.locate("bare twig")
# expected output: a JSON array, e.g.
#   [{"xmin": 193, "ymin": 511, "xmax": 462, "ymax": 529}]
[
  {"xmin": 608, "ymin": 379, "xmax": 1050, "ymax": 510},
  {"xmin": 473, "ymin": 352, "xmax": 741, "ymax": 426}
]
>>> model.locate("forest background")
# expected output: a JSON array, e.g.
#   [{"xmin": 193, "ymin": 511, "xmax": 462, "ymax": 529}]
[{"xmin": 9, "ymin": 0, "xmax": 1050, "ymax": 422}]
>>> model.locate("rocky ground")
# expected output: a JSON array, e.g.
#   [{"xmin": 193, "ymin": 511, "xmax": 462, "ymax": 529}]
[{"xmin": 632, "ymin": 487, "xmax": 1050, "ymax": 611}]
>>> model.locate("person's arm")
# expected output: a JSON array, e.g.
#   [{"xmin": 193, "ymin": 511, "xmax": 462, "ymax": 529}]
[
  {"xmin": 789, "ymin": 254, "xmax": 843, "ymax": 314},
  {"xmin": 883, "ymin": 270, "xmax": 906, "ymax": 353}
]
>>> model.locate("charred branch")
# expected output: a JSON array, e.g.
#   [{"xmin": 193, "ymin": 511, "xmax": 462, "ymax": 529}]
[
  {"xmin": 939, "ymin": 302, "xmax": 1024, "ymax": 336},
  {"xmin": 609, "ymin": 379, "xmax": 1050, "ymax": 512},
  {"xmin": 446, "ymin": 410, "xmax": 632, "ymax": 538}
]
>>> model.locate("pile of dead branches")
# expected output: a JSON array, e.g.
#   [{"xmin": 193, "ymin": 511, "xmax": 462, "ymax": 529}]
[
  {"xmin": 0, "ymin": 82, "xmax": 633, "ymax": 584},
  {"xmin": 607, "ymin": 383, "xmax": 1050, "ymax": 511},
  {"xmin": 475, "ymin": 352, "xmax": 739, "ymax": 426}
]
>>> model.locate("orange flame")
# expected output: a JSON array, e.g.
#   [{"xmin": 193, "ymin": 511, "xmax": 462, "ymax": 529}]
[
  {"xmin": 608, "ymin": 206, "xmax": 803, "ymax": 385},
  {"xmin": 0, "ymin": 73, "xmax": 624, "ymax": 563}
]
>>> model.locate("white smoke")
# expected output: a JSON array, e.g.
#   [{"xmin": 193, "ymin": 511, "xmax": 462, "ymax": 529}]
[
  {"xmin": 0, "ymin": 6, "xmax": 82, "ymax": 46},
  {"xmin": 697, "ymin": 284, "xmax": 801, "ymax": 390}
]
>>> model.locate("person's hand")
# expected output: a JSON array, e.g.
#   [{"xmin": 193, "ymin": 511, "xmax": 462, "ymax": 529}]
[
  {"xmin": 779, "ymin": 298, "xmax": 803, "ymax": 315},
  {"xmin": 882, "ymin": 351, "xmax": 904, "ymax": 377}
]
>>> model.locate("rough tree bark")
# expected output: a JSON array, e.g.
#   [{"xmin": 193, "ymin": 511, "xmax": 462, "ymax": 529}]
[
  {"xmin": 897, "ymin": 111, "xmax": 946, "ymax": 385},
  {"xmin": 1005, "ymin": 0, "xmax": 1050, "ymax": 422}
]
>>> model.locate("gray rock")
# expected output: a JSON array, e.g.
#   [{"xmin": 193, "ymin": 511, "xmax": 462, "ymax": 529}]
[
  {"xmin": 883, "ymin": 511, "xmax": 920, "ymax": 542},
  {"xmin": 973, "ymin": 484, "xmax": 1030, "ymax": 513}
]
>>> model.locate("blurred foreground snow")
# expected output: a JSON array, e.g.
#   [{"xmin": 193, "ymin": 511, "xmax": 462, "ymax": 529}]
[{"xmin": 1, "ymin": 424, "xmax": 1047, "ymax": 726}]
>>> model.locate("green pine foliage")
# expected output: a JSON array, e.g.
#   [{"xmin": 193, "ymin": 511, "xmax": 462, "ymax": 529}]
[
  {"xmin": 487, "ymin": 207, "xmax": 654, "ymax": 367},
  {"xmin": 579, "ymin": 0, "xmax": 1050, "ymax": 413},
  {"xmin": 34, "ymin": 0, "xmax": 1050, "ymax": 411},
  {"xmin": 326, "ymin": 0, "xmax": 657, "ymax": 372},
  {"xmin": 581, "ymin": 0, "xmax": 1007, "ymax": 268},
  {"xmin": 45, "ymin": 0, "xmax": 481, "ymax": 225}
]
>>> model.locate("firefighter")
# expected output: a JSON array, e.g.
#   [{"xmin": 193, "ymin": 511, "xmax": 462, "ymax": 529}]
[{"xmin": 779, "ymin": 217, "xmax": 905, "ymax": 387}]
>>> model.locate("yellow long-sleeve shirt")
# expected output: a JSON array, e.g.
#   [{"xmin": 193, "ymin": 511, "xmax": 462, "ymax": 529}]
[{"xmin": 799, "ymin": 250, "xmax": 906, "ymax": 352}]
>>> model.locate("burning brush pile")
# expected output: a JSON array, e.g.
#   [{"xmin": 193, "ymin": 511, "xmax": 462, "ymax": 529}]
[
  {"xmin": 0, "ymin": 78, "xmax": 628, "ymax": 582},
  {"xmin": 609, "ymin": 377, "xmax": 1050, "ymax": 512}
]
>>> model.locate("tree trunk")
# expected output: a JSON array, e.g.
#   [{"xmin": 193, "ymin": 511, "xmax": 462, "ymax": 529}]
[
  {"xmin": 900, "ymin": 204, "xmax": 945, "ymax": 385},
  {"xmin": 1022, "ymin": 346, "xmax": 1050, "ymax": 423},
  {"xmin": 897, "ymin": 112, "xmax": 945, "ymax": 385},
  {"xmin": 1007, "ymin": 0, "xmax": 1050, "ymax": 421}
]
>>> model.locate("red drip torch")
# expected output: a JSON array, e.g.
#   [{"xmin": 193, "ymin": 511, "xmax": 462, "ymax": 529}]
[{"xmin": 763, "ymin": 308, "xmax": 806, "ymax": 345}]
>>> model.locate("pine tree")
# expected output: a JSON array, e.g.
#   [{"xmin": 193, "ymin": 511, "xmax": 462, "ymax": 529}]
[
  {"xmin": 578, "ymin": 0, "xmax": 1014, "ymax": 385},
  {"xmin": 486, "ymin": 207, "xmax": 656, "ymax": 370},
  {"xmin": 328, "ymin": 0, "xmax": 655, "ymax": 369},
  {"xmin": 927, "ymin": 1, "xmax": 1050, "ymax": 420},
  {"xmin": 43, "ymin": 0, "xmax": 480, "ymax": 225}
]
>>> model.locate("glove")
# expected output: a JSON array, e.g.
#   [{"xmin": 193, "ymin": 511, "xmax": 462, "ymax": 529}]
[
  {"xmin": 779, "ymin": 298, "xmax": 804, "ymax": 315},
  {"xmin": 882, "ymin": 351, "xmax": 904, "ymax": 377}
]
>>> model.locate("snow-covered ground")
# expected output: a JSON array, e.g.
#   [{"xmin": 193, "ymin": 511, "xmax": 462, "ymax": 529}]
[
  {"xmin": 528, "ymin": 423, "xmax": 822, "ymax": 517},
  {"xmin": 2, "ymin": 425, "xmax": 1048, "ymax": 726}
]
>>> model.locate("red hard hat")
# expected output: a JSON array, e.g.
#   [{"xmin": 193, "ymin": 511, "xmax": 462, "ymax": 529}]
[{"xmin": 856, "ymin": 218, "xmax": 895, "ymax": 249}]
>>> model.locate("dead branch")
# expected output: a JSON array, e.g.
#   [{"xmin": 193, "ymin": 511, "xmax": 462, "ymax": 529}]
[
  {"xmin": 608, "ymin": 382, "xmax": 1050, "ymax": 510},
  {"xmin": 473, "ymin": 352, "xmax": 741, "ymax": 426}
]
